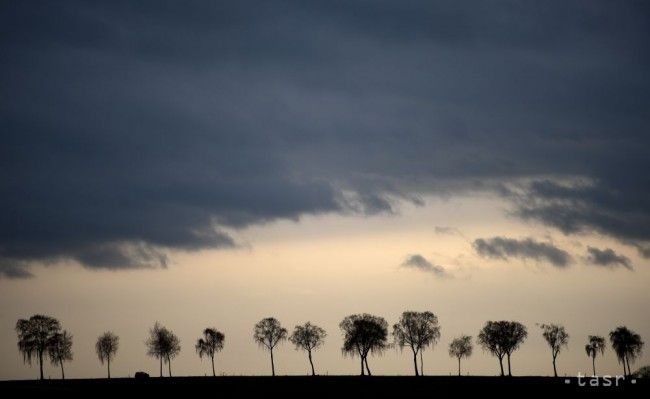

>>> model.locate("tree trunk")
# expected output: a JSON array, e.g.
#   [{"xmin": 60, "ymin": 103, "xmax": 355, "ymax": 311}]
[
  {"xmin": 552, "ymin": 355, "xmax": 557, "ymax": 377},
  {"xmin": 507, "ymin": 353, "xmax": 512, "ymax": 377},
  {"xmin": 211, "ymin": 354, "xmax": 216, "ymax": 377},
  {"xmin": 626, "ymin": 356, "xmax": 631, "ymax": 377},
  {"xmin": 159, "ymin": 357, "xmax": 163, "ymax": 377},
  {"xmin": 308, "ymin": 350, "xmax": 315, "ymax": 376},
  {"xmin": 364, "ymin": 356, "xmax": 372, "ymax": 376},
  {"xmin": 498, "ymin": 356, "xmax": 504, "ymax": 377},
  {"xmin": 622, "ymin": 357, "xmax": 627, "ymax": 377},
  {"xmin": 360, "ymin": 357, "xmax": 365, "ymax": 376},
  {"xmin": 168, "ymin": 356, "xmax": 172, "ymax": 377},
  {"xmin": 60, "ymin": 361, "xmax": 65, "ymax": 380},
  {"xmin": 39, "ymin": 350, "xmax": 44, "ymax": 380},
  {"xmin": 458, "ymin": 357, "xmax": 461, "ymax": 376},
  {"xmin": 108, "ymin": 358, "xmax": 111, "ymax": 379},
  {"xmin": 270, "ymin": 348, "xmax": 275, "ymax": 376},
  {"xmin": 420, "ymin": 350, "xmax": 424, "ymax": 376},
  {"xmin": 592, "ymin": 355, "xmax": 596, "ymax": 376},
  {"xmin": 412, "ymin": 349, "xmax": 419, "ymax": 376}
]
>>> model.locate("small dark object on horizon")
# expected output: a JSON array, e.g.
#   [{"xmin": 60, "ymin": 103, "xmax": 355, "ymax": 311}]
[{"xmin": 135, "ymin": 371, "xmax": 149, "ymax": 379}]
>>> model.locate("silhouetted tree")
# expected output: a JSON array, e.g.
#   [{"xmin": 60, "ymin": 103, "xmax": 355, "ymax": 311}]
[
  {"xmin": 195, "ymin": 328, "xmax": 225, "ymax": 377},
  {"xmin": 539, "ymin": 323, "xmax": 569, "ymax": 377},
  {"xmin": 146, "ymin": 322, "xmax": 181, "ymax": 377},
  {"xmin": 503, "ymin": 321, "xmax": 527, "ymax": 376},
  {"xmin": 340, "ymin": 314, "xmax": 389, "ymax": 376},
  {"xmin": 289, "ymin": 322, "xmax": 327, "ymax": 376},
  {"xmin": 448, "ymin": 335, "xmax": 473, "ymax": 376},
  {"xmin": 15, "ymin": 315, "xmax": 61, "ymax": 380},
  {"xmin": 96, "ymin": 332, "xmax": 119, "ymax": 378},
  {"xmin": 610, "ymin": 326, "xmax": 644, "ymax": 377},
  {"xmin": 253, "ymin": 317, "xmax": 287, "ymax": 376},
  {"xmin": 392, "ymin": 311, "xmax": 440, "ymax": 376},
  {"xmin": 478, "ymin": 321, "xmax": 527, "ymax": 377},
  {"xmin": 585, "ymin": 335, "xmax": 606, "ymax": 376},
  {"xmin": 48, "ymin": 330, "xmax": 73, "ymax": 380}
]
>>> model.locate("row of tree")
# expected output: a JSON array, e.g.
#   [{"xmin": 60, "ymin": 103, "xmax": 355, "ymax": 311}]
[{"xmin": 15, "ymin": 313, "xmax": 645, "ymax": 380}]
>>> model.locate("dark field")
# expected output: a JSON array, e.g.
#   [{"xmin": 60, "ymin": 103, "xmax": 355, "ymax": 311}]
[{"xmin": 1, "ymin": 376, "xmax": 647, "ymax": 397}]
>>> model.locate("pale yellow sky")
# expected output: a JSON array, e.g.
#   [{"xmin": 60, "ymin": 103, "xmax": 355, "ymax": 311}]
[{"xmin": 1, "ymin": 195, "xmax": 648, "ymax": 379}]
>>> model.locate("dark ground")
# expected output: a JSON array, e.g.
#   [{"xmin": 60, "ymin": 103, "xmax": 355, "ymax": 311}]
[{"xmin": 1, "ymin": 376, "xmax": 646, "ymax": 397}]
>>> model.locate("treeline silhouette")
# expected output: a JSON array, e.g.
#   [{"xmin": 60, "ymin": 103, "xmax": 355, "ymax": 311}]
[{"xmin": 14, "ymin": 312, "xmax": 645, "ymax": 380}]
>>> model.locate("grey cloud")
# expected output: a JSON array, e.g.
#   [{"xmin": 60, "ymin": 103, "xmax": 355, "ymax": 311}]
[
  {"xmin": 1, "ymin": 1, "xmax": 649, "ymax": 277},
  {"xmin": 473, "ymin": 237, "xmax": 573, "ymax": 268},
  {"xmin": 401, "ymin": 254, "xmax": 448, "ymax": 278},
  {"xmin": 586, "ymin": 247, "xmax": 633, "ymax": 270}
]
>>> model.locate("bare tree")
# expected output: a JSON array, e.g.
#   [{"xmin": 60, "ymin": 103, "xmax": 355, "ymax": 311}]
[
  {"xmin": 340, "ymin": 314, "xmax": 389, "ymax": 376},
  {"xmin": 289, "ymin": 322, "xmax": 326, "ymax": 376},
  {"xmin": 610, "ymin": 326, "xmax": 644, "ymax": 377},
  {"xmin": 146, "ymin": 322, "xmax": 181, "ymax": 377},
  {"xmin": 15, "ymin": 314, "xmax": 61, "ymax": 380},
  {"xmin": 585, "ymin": 335, "xmax": 606, "ymax": 376},
  {"xmin": 96, "ymin": 332, "xmax": 119, "ymax": 378},
  {"xmin": 196, "ymin": 328, "xmax": 225, "ymax": 377},
  {"xmin": 253, "ymin": 317, "xmax": 287, "ymax": 376},
  {"xmin": 448, "ymin": 335, "xmax": 473, "ymax": 376},
  {"xmin": 48, "ymin": 330, "xmax": 73, "ymax": 380},
  {"xmin": 392, "ymin": 311, "xmax": 440, "ymax": 376},
  {"xmin": 539, "ymin": 323, "xmax": 569, "ymax": 377}
]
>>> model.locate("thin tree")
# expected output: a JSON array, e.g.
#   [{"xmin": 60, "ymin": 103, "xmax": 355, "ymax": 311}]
[
  {"xmin": 478, "ymin": 321, "xmax": 507, "ymax": 376},
  {"xmin": 585, "ymin": 335, "xmax": 606, "ymax": 376},
  {"xmin": 392, "ymin": 311, "xmax": 440, "ymax": 376},
  {"xmin": 289, "ymin": 322, "xmax": 326, "ymax": 376},
  {"xmin": 503, "ymin": 321, "xmax": 527, "ymax": 376},
  {"xmin": 48, "ymin": 330, "xmax": 73, "ymax": 380},
  {"xmin": 15, "ymin": 314, "xmax": 62, "ymax": 380},
  {"xmin": 96, "ymin": 332, "xmax": 119, "ymax": 378},
  {"xmin": 448, "ymin": 335, "xmax": 473, "ymax": 376},
  {"xmin": 610, "ymin": 326, "xmax": 644, "ymax": 377},
  {"xmin": 253, "ymin": 317, "xmax": 287, "ymax": 376},
  {"xmin": 539, "ymin": 323, "xmax": 569, "ymax": 377},
  {"xmin": 146, "ymin": 322, "xmax": 181, "ymax": 377},
  {"xmin": 195, "ymin": 328, "xmax": 225, "ymax": 377},
  {"xmin": 340, "ymin": 314, "xmax": 389, "ymax": 376}
]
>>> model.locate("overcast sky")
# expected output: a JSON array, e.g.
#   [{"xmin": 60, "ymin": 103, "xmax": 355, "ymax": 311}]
[{"xmin": 1, "ymin": 1, "xmax": 649, "ymax": 379}]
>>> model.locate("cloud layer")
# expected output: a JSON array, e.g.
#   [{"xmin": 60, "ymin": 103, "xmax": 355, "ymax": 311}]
[
  {"xmin": 1, "ymin": 1, "xmax": 649, "ymax": 276},
  {"xmin": 401, "ymin": 254, "xmax": 448, "ymax": 278},
  {"xmin": 473, "ymin": 237, "xmax": 573, "ymax": 268},
  {"xmin": 586, "ymin": 247, "xmax": 633, "ymax": 270}
]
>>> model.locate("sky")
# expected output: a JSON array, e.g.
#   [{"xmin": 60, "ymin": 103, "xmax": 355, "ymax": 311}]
[{"xmin": 1, "ymin": 0, "xmax": 649, "ymax": 379}]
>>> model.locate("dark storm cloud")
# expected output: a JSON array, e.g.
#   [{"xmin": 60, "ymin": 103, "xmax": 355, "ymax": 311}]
[
  {"xmin": 586, "ymin": 247, "xmax": 633, "ymax": 270},
  {"xmin": 1, "ymin": 1, "xmax": 649, "ymax": 277},
  {"xmin": 401, "ymin": 254, "xmax": 448, "ymax": 278},
  {"xmin": 473, "ymin": 237, "xmax": 573, "ymax": 268}
]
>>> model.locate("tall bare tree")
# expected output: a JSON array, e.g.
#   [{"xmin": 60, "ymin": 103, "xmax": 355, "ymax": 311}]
[
  {"xmin": 585, "ymin": 335, "xmax": 606, "ymax": 376},
  {"xmin": 610, "ymin": 326, "xmax": 644, "ymax": 377},
  {"xmin": 392, "ymin": 311, "xmax": 440, "ymax": 376},
  {"xmin": 253, "ymin": 317, "xmax": 287, "ymax": 376},
  {"xmin": 15, "ymin": 314, "xmax": 61, "ymax": 380},
  {"xmin": 146, "ymin": 322, "xmax": 181, "ymax": 377},
  {"xmin": 96, "ymin": 332, "xmax": 119, "ymax": 378},
  {"xmin": 196, "ymin": 328, "xmax": 225, "ymax": 377},
  {"xmin": 539, "ymin": 323, "xmax": 569, "ymax": 377},
  {"xmin": 448, "ymin": 335, "xmax": 473, "ymax": 376},
  {"xmin": 48, "ymin": 330, "xmax": 73, "ymax": 380},
  {"xmin": 340, "ymin": 314, "xmax": 388, "ymax": 376},
  {"xmin": 289, "ymin": 322, "xmax": 326, "ymax": 376}
]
